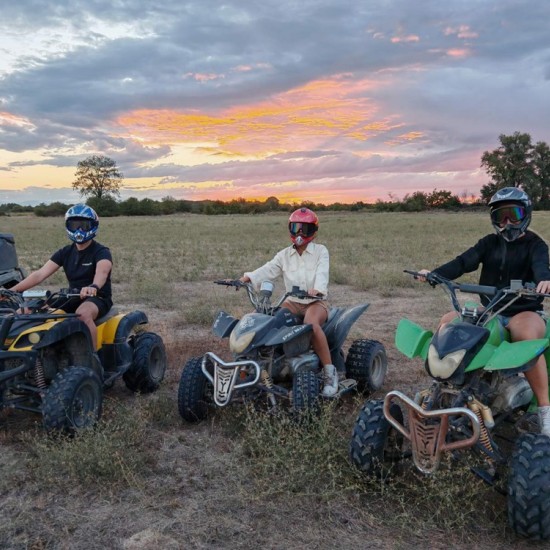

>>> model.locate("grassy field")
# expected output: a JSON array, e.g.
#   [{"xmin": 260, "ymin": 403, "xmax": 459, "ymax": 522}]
[{"xmin": 2, "ymin": 210, "xmax": 550, "ymax": 549}]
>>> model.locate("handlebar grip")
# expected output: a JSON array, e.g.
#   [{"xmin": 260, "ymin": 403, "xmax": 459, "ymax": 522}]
[{"xmin": 455, "ymin": 283, "xmax": 497, "ymax": 296}]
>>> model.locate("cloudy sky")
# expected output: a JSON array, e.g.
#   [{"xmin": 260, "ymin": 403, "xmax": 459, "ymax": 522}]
[{"xmin": 1, "ymin": 1, "xmax": 549, "ymax": 205}]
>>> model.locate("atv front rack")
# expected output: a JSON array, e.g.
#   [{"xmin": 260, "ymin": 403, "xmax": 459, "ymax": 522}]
[
  {"xmin": 201, "ymin": 352, "xmax": 261, "ymax": 407},
  {"xmin": 383, "ymin": 390, "xmax": 481, "ymax": 474}
]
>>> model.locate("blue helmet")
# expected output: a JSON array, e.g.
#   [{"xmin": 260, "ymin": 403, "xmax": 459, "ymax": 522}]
[{"xmin": 65, "ymin": 204, "xmax": 99, "ymax": 243}]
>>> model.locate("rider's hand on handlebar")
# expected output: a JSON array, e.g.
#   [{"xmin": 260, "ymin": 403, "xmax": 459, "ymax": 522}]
[
  {"xmin": 537, "ymin": 280, "xmax": 550, "ymax": 294},
  {"xmin": 416, "ymin": 269, "xmax": 430, "ymax": 283},
  {"xmin": 308, "ymin": 289, "xmax": 324, "ymax": 298},
  {"xmin": 80, "ymin": 286, "xmax": 98, "ymax": 299}
]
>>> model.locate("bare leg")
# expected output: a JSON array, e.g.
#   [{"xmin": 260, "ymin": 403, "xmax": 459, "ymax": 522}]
[
  {"xmin": 507, "ymin": 312, "xmax": 550, "ymax": 407},
  {"xmin": 75, "ymin": 300, "xmax": 100, "ymax": 350},
  {"xmin": 303, "ymin": 302, "xmax": 330, "ymax": 366}
]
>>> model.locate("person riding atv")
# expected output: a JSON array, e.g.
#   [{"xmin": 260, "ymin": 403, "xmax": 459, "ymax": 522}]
[
  {"xmin": 178, "ymin": 279, "xmax": 387, "ymax": 421},
  {"xmin": 415, "ymin": 187, "xmax": 550, "ymax": 435},
  {"xmin": 240, "ymin": 207, "xmax": 340, "ymax": 397},
  {"xmin": 11, "ymin": 204, "xmax": 112, "ymax": 351},
  {"xmin": 1, "ymin": 206, "xmax": 167, "ymax": 432}
]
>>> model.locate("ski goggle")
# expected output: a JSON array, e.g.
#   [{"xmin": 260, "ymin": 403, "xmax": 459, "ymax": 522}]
[
  {"xmin": 289, "ymin": 222, "xmax": 317, "ymax": 237},
  {"xmin": 490, "ymin": 205, "xmax": 526, "ymax": 225},
  {"xmin": 66, "ymin": 218, "xmax": 95, "ymax": 232}
]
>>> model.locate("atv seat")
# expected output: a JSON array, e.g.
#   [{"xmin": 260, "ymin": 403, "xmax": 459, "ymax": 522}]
[{"xmin": 95, "ymin": 307, "xmax": 120, "ymax": 325}]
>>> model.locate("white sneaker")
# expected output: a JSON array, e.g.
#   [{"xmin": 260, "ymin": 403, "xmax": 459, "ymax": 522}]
[
  {"xmin": 322, "ymin": 364, "xmax": 338, "ymax": 397},
  {"xmin": 538, "ymin": 406, "xmax": 550, "ymax": 437}
]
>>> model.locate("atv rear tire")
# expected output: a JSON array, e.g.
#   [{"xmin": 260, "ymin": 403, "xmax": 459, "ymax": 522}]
[
  {"xmin": 345, "ymin": 339, "xmax": 387, "ymax": 393},
  {"xmin": 508, "ymin": 433, "xmax": 550, "ymax": 540},
  {"xmin": 42, "ymin": 366, "xmax": 103, "ymax": 433},
  {"xmin": 123, "ymin": 332, "xmax": 167, "ymax": 393},
  {"xmin": 178, "ymin": 356, "xmax": 211, "ymax": 422},
  {"xmin": 292, "ymin": 368, "xmax": 320, "ymax": 414},
  {"xmin": 349, "ymin": 399, "xmax": 404, "ymax": 477}
]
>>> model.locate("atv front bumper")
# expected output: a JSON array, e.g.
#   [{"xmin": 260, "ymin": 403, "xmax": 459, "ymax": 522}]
[
  {"xmin": 201, "ymin": 352, "xmax": 261, "ymax": 407},
  {"xmin": 383, "ymin": 390, "xmax": 481, "ymax": 474}
]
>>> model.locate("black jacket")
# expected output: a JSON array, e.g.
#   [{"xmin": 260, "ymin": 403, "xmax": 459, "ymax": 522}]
[{"xmin": 433, "ymin": 231, "xmax": 550, "ymax": 315}]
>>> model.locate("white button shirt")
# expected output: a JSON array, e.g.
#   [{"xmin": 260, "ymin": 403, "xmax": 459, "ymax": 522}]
[{"xmin": 244, "ymin": 242, "xmax": 329, "ymax": 303}]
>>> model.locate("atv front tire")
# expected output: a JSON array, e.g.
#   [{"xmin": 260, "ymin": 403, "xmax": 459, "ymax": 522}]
[
  {"xmin": 508, "ymin": 433, "xmax": 550, "ymax": 540},
  {"xmin": 345, "ymin": 339, "xmax": 387, "ymax": 393},
  {"xmin": 349, "ymin": 399, "xmax": 404, "ymax": 477},
  {"xmin": 292, "ymin": 368, "xmax": 320, "ymax": 414},
  {"xmin": 178, "ymin": 356, "xmax": 211, "ymax": 422},
  {"xmin": 123, "ymin": 332, "xmax": 167, "ymax": 393},
  {"xmin": 42, "ymin": 366, "xmax": 103, "ymax": 433}
]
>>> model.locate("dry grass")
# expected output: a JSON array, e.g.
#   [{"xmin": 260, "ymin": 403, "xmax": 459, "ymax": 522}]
[{"xmin": 2, "ymin": 211, "xmax": 550, "ymax": 549}]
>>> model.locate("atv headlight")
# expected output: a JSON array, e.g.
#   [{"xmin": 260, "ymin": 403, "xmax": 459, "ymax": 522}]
[
  {"xmin": 229, "ymin": 331, "xmax": 255, "ymax": 354},
  {"xmin": 12, "ymin": 331, "xmax": 46, "ymax": 349},
  {"xmin": 427, "ymin": 345, "xmax": 467, "ymax": 380}
]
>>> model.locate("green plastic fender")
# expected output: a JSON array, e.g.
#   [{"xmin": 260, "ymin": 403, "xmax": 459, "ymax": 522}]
[
  {"xmin": 484, "ymin": 339, "xmax": 549, "ymax": 371},
  {"xmin": 395, "ymin": 318, "xmax": 433, "ymax": 360}
]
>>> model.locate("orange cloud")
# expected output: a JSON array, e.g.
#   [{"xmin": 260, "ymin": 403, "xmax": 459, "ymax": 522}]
[
  {"xmin": 390, "ymin": 35, "xmax": 420, "ymax": 43},
  {"xmin": 115, "ymin": 74, "xmax": 413, "ymax": 158}
]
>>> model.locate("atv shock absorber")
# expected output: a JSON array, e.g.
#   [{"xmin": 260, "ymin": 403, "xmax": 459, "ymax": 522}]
[
  {"xmin": 33, "ymin": 358, "xmax": 47, "ymax": 389},
  {"xmin": 468, "ymin": 397, "xmax": 495, "ymax": 457},
  {"xmin": 261, "ymin": 369, "xmax": 277, "ymax": 408}
]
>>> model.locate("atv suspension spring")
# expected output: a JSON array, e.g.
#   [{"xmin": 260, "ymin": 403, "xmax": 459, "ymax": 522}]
[
  {"xmin": 261, "ymin": 369, "xmax": 277, "ymax": 408},
  {"xmin": 33, "ymin": 358, "xmax": 47, "ymax": 389},
  {"xmin": 468, "ymin": 399, "xmax": 494, "ymax": 456},
  {"xmin": 261, "ymin": 369, "xmax": 274, "ymax": 388}
]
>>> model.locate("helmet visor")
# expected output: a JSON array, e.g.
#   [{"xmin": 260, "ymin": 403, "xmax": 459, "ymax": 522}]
[
  {"xmin": 491, "ymin": 205, "xmax": 526, "ymax": 225},
  {"xmin": 289, "ymin": 222, "xmax": 317, "ymax": 237},
  {"xmin": 66, "ymin": 218, "xmax": 94, "ymax": 232}
]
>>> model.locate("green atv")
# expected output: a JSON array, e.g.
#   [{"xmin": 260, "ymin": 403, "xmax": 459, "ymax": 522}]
[
  {"xmin": 0, "ymin": 288, "xmax": 167, "ymax": 433},
  {"xmin": 350, "ymin": 271, "xmax": 550, "ymax": 540}
]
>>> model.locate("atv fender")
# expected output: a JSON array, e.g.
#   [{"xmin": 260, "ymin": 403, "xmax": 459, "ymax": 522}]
[
  {"xmin": 212, "ymin": 311, "xmax": 239, "ymax": 338},
  {"xmin": 325, "ymin": 304, "xmax": 369, "ymax": 350},
  {"xmin": 485, "ymin": 339, "xmax": 549, "ymax": 371},
  {"xmin": 99, "ymin": 311, "xmax": 148, "ymax": 371},
  {"xmin": 34, "ymin": 318, "xmax": 93, "ymax": 351},
  {"xmin": 395, "ymin": 318, "xmax": 433, "ymax": 360}
]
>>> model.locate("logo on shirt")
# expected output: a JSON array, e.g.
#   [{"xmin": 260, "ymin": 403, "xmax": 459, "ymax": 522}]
[{"xmin": 82, "ymin": 262, "xmax": 93, "ymax": 266}]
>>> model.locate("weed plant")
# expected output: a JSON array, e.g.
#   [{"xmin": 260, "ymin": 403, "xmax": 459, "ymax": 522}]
[{"xmin": 23, "ymin": 398, "xmax": 155, "ymax": 488}]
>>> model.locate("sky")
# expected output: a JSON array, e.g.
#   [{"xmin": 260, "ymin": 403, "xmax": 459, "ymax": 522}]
[{"xmin": 0, "ymin": 1, "xmax": 549, "ymax": 206}]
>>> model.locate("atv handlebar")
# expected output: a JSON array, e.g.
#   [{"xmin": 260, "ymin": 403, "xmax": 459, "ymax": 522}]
[
  {"xmin": 214, "ymin": 279, "xmax": 323, "ymax": 315},
  {"xmin": 405, "ymin": 269, "xmax": 550, "ymax": 324},
  {"xmin": 0, "ymin": 287, "xmax": 83, "ymax": 315}
]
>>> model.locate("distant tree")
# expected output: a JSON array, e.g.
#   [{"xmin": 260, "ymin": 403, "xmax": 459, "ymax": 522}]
[
  {"xmin": 426, "ymin": 189, "xmax": 461, "ymax": 209},
  {"xmin": 34, "ymin": 202, "xmax": 70, "ymax": 217},
  {"xmin": 72, "ymin": 155, "xmax": 123, "ymax": 200},
  {"xmin": 480, "ymin": 132, "xmax": 550, "ymax": 207},
  {"xmin": 86, "ymin": 196, "xmax": 119, "ymax": 217}
]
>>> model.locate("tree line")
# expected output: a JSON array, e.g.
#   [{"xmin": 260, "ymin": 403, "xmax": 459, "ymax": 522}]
[{"xmin": 2, "ymin": 132, "xmax": 549, "ymax": 217}]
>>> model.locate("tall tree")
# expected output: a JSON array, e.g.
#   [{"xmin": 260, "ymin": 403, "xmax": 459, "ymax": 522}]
[
  {"xmin": 480, "ymin": 132, "xmax": 535, "ymax": 202},
  {"xmin": 72, "ymin": 155, "xmax": 123, "ymax": 200}
]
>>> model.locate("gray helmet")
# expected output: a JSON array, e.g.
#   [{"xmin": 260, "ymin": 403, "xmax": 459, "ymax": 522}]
[{"xmin": 488, "ymin": 187, "xmax": 532, "ymax": 242}]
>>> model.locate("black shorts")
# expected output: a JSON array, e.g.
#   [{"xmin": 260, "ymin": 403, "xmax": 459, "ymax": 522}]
[{"xmin": 50, "ymin": 295, "xmax": 113, "ymax": 318}]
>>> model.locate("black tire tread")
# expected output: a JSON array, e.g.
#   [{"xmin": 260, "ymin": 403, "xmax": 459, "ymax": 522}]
[
  {"xmin": 42, "ymin": 366, "xmax": 103, "ymax": 432},
  {"xmin": 345, "ymin": 339, "xmax": 387, "ymax": 392},
  {"xmin": 123, "ymin": 332, "xmax": 167, "ymax": 393},
  {"xmin": 508, "ymin": 433, "xmax": 550, "ymax": 540},
  {"xmin": 293, "ymin": 368, "xmax": 320, "ymax": 413},
  {"xmin": 349, "ymin": 399, "xmax": 402, "ymax": 476},
  {"xmin": 178, "ymin": 356, "xmax": 209, "ymax": 422}
]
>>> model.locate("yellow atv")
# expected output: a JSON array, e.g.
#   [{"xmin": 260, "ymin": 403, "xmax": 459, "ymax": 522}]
[{"xmin": 0, "ymin": 288, "xmax": 167, "ymax": 432}]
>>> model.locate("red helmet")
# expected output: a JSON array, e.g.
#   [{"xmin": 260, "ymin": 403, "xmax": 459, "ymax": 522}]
[{"xmin": 288, "ymin": 208, "xmax": 319, "ymax": 246}]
